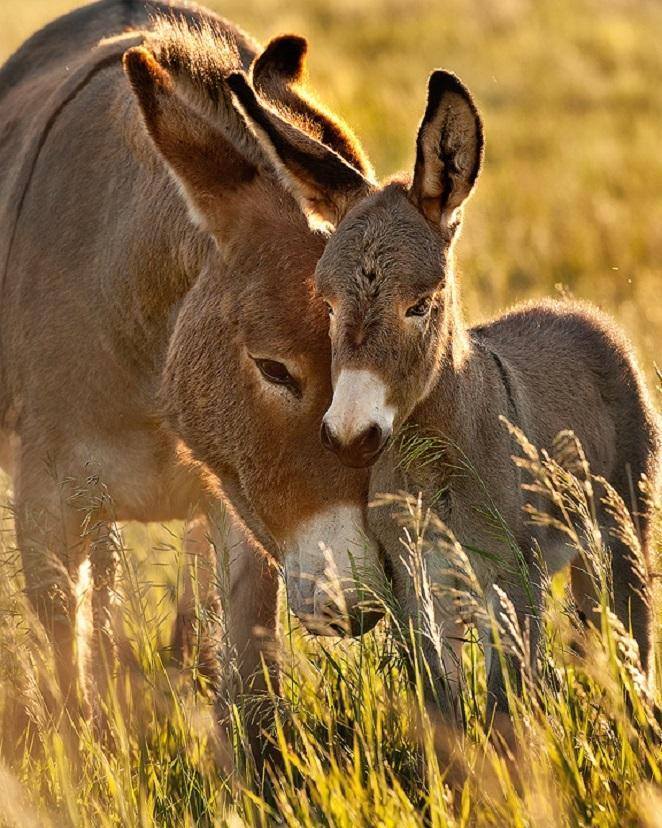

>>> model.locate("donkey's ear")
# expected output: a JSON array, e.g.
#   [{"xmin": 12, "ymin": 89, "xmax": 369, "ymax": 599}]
[
  {"xmin": 252, "ymin": 35, "xmax": 374, "ymax": 180},
  {"xmin": 123, "ymin": 46, "xmax": 262, "ymax": 235},
  {"xmin": 409, "ymin": 71, "xmax": 484, "ymax": 228},
  {"xmin": 252, "ymin": 33, "xmax": 308, "ymax": 86},
  {"xmin": 227, "ymin": 70, "xmax": 373, "ymax": 227}
]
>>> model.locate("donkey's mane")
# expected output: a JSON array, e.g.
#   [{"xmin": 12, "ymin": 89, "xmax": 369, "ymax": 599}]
[
  {"xmin": 146, "ymin": 15, "xmax": 246, "ymax": 106},
  {"xmin": 143, "ymin": 14, "xmax": 360, "ymax": 158}
]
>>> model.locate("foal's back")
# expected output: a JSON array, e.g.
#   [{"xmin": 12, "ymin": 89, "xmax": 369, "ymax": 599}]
[{"xmin": 474, "ymin": 299, "xmax": 659, "ymax": 492}]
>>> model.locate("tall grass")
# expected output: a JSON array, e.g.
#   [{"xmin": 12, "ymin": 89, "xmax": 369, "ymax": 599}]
[
  {"xmin": 0, "ymin": 0, "xmax": 660, "ymax": 825},
  {"xmin": 0, "ymin": 421, "xmax": 660, "ymax": 825}
]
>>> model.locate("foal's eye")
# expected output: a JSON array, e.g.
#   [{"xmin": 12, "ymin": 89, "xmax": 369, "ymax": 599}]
[
  {"xmin": 406, "ymin": 296, "xmax": 432, "ymax": 317},
  {"xmin": 252, "ymin": 358, "xmax": 301, "ymax": 398},
  {"xmin": 324, "ymin": 302, "xmax": 334, "ymax": 316}
]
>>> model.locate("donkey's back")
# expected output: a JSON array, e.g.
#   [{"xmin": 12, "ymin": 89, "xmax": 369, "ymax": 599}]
[
  {"xmin": 0, "ymin": 0, "xmax": 139, "ymax": 429},
  {"xmin": 0, "ymin": 0, "xmax": 255, "ymax": 437},
  {"xmin": 0, "ymin": 0, "xmax": 172, "ymax": 282},
  {"xmin": 0, "ymin": 0, "xmax": 137, "ymax": 98}
]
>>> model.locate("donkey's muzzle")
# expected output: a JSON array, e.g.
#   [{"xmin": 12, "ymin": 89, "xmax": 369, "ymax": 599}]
[
  {"xmin": 320, "ymin": 419, "xmax": 390, "ymax": 468},
  {"xmin": 302, "ymin": 587, "xmax": 383, "ymax": 638}
]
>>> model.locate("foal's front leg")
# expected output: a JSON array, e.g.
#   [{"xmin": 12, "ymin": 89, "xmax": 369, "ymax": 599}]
[
  {"xmin": 388, "ymin": 548, "xmax": 467, "ymax": 726},
  {"xmin": 483, "ymin": 568, "xmax": 543, "ymax": 730}
]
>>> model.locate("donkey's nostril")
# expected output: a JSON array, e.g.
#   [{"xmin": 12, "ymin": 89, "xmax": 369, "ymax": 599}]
[
  {"xmin": 358, "ymin": 423, "xmax": 383, "ymax": 455},
  {"xmin": 320, "ymin": 419, "xmax": 340, "ymax": 453},
  {"xmin": 346, "ymin": 422, "xmax": 390, "ymax": 467}
]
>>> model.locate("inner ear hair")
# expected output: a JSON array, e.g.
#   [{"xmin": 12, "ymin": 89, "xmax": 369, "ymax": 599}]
[
  {"xmin": 131, "ymin": 18, "xmax": 270, "ymax": 169},
  {"xmin": 409, "ymin": 70, "xmax": 484, "ymax": 228},
  {"xmin": 227, "ymin": 70, "xmax": 372, "ymax": 226},
  {"xmin": 251, "ymin": 34, "xmax": 374, "ymax": 180},
  {"xmin": 252, "ymin": 33, "xmax": 307, "ymax": 85},
  {"xmin": 123, "ymin": 46, "xmax": 260, "ymax": 230}
]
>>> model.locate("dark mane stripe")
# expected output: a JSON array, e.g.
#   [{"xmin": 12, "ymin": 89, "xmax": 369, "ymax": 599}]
[
  {"xmin": 145, "ymin": 15, "xmax": 249, "ymax": 105},
  {"xmin": 1, "ymin": 35, "xmax": 142, "ymax": 299}
]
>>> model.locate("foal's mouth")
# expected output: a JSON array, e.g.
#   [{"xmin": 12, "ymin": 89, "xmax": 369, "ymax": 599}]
[{"xmin": 320, "ymin": 419, "xmax": 391, "ymax": 468}]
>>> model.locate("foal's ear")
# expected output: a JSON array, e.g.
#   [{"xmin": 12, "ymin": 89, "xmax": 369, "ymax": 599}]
[
  {"xmin": 252, "ymin": 35, "xmax": 374, "ymax": 179},
  {"xmin": 123, "ymin": 46, "xmax": 262, "ymax": 235},
  {"xmin": 409, "ymin": 71, "xmax": 484, "ymax": 228},
  {"xmin": 227, "ymin": 70, "xmax": 374, "ymax": 227}
]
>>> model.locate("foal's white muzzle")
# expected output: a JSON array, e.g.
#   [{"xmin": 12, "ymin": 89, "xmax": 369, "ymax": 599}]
[{"xmin": 320, "ymin": 369, "xmax": 396, "ymax": 468}]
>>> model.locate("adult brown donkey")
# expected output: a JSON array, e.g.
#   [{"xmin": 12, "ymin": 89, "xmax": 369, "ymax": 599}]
[
  {"xmin": 228, "ymin": 69, "xmax": 660, "ymax": 722},
  {"xmin": 0, "ymin": 0, "xmax": 383, "ymax": 742}
]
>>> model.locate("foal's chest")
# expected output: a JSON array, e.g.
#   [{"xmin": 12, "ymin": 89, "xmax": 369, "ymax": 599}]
[
  {"xmin": 367, "ymin": 435, "xmax": 456, "ymax": 550},
  {"xmin": 367, "ymin": 432, "xmax": 521, "ymax": 585}
]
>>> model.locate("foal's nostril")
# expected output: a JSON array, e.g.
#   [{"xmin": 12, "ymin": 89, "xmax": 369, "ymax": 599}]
[{"xmin": 321, "ymin": 416, "xmax": 391, "ymax": 467}]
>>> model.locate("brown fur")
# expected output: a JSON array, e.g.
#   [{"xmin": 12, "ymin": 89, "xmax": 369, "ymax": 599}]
[
  {"xmin": 251, "ymin": 35, "xmax": 373, "ymax": 178},
  {"xmin": 0, "ymin": 0, "xmax": 380, "ymax": 748},
  {"xmin": 237, "ymin": 67, "xmax": 660, "ymax": 719},
  {"xmin": 227, "ymin": 71, "xmax": 374, "ymax": 225}
]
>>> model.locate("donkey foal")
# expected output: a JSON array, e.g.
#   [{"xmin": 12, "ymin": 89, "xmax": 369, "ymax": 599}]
[{"xmin": 229, "ymin": 66, "xmax": 660, "ymax": 724}]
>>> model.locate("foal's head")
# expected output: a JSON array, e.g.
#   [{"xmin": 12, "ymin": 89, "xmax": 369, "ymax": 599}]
[
  {"xmin": 230, "ymin": 69, "xmax": 484, "ymax": 467},
  {"xmin": 124, "ymin": 25, "xmax": 382, "ymax": 634}
]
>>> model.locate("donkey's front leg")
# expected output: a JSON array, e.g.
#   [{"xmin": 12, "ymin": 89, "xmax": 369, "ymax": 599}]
[
  {"xmin": 13, "ymin": 455, "xmax": 94, "ymax": 730},
  {"xmin": 172, "ymin": 516, "xmax": 220, "ymax": 682},
  {"xmin": 209, "ymin": 509, "xmax": 280, "ymax": 771},
  {"xmin": 88, "ymin": 519, "xmax": 119, "ymax": 722}
]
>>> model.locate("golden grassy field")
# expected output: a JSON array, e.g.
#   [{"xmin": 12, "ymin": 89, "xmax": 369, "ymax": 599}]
[{"xmin": 0, "ymin": 0, "xmax": 660, "ymax": 825}]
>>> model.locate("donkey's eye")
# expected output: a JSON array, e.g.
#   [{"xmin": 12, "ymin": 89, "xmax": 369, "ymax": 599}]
[
  {"xmin": 324, "ymin": 302, "xmax": 334, "ymax": 316},
  {"xmin": 252, "ymin": 358, "xmax": 301, "ymax": 398},
  {"xmin": 406, "ymin": 296, "xmax": 432, "ymax": 317}
]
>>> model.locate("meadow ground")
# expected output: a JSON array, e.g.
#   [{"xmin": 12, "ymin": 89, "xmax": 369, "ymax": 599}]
[{"xmin": 0, "ymin": 0, "xmax": 660, "ymax": 825}]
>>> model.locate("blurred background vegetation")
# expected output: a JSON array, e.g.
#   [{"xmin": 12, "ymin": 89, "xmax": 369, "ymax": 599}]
[{"xmin": 1, "ymin": 0, "xmax": 659, "ymax": 377}]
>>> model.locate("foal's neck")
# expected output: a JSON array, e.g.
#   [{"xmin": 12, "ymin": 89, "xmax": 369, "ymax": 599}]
[{"xmin": 411, "ymin": 275, "xmax": 490, "ymax": 445}]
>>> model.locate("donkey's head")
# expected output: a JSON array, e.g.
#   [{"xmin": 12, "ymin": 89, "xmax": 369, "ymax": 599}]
[
  {"xmin": 124, "ymin": 25, "xmax": 382, "ymax": 635},
  {"xmin": 230, "ymin": 69, "xmax": 484, "ymax": 467}
]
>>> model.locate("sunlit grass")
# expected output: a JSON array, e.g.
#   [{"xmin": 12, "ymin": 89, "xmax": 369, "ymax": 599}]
[{"xmin": 1, "ymin": 428, "xmax": 661, "ymax": 825}]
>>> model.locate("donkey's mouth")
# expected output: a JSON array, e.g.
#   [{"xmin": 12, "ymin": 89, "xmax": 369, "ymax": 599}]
[
  {"xmin": 285, "ymin": 568, "xmax": 384, "ymax": 638},
  {"xmin": 294, "ymin": 604, "xmax": 383, "ymax": 638},
  {"xmin": 282, "ymin": 503, "xmax": 385, "ymax": 637}
]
